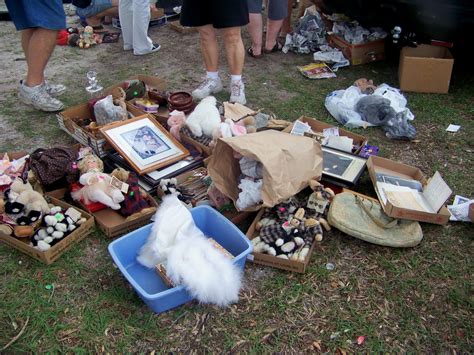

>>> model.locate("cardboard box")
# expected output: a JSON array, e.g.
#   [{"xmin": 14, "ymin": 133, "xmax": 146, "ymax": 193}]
[
  {"xmin": 80, "ymin": 192, "xmax": 158, "ymax": 239},
  {"xmin": 328, "ymin": 34, "xmax": 385, "ymax": 65},
  {"xmin": 283, "ymin": 116, "xmax": 368, "ymax": 154},
  {"xmin": 56, "ymin": 102, "xmax": 144, "ymax": 158},
  {"xmin": 0, "ymin": 197, "xmax": 94, "ymax": 265},
  {"xmin": 46, "ymin": 188, "xmax": 159, "ymax": 238},
  {"xmin": 399, "ymin": 44, "xmax": 454, "ymax": 94},
  {"xmin": 169, "ymin": 21, "xmax": 198, "ymax": 34},
  {"xmin": 367, "ymin": 156, "xmax": 452, "ymax": 225},
  {"xmin": 104, "ymin": 75, "xmax": 170, "ymax": 126},
  {"xmin": 245, "ymin": 209, "xmax": 317, "ymax": 273}
]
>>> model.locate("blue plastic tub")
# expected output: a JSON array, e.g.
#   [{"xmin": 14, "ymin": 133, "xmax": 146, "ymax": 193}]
[{"xmin": 108, "ymin": 205, "xmax": 253, "ymax": 313}]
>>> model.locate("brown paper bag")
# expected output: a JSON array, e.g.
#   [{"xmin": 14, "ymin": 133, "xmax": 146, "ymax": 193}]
[{"xmin": 208, "ymin": 130, "xmax": 323, "ymax": 211}]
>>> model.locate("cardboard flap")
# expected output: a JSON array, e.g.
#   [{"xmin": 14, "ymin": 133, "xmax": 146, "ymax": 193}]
[
  {"xmin": 367, "ymin": 156, "xmax": 451, "ymax": 225},
  {"xmin": 208, "ymin": 130, "xmax": 323, "ymax": 211}
]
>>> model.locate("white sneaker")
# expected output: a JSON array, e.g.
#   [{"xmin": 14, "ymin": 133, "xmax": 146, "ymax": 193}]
[
  {"xmin": 229, "ymin": 80, "xmax": 246, "ymax": 105},
  {"xmin": 43, "ymin": 80, "xmax": 66, "ymax": 97},
  {"xmin": 192, "ymin": 77, "xmax": 223, "ymax": 100},
  {"xmin": 18, "ymin": 82, "xmax": 64, "ymax": 112},
  {"xmin": 134, "ymin": 43, "xmax": 161, "ymax": 56}
]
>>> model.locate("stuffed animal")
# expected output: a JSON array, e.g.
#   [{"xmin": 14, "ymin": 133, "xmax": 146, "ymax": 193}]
[
  {"xmin": 32, "ymin": 205, "xmax": 86, "ymax": 251},
  {"xmin": 236, "ymin": 116, "xmax": 257, "ymax": 133},
  {"xmin": 111, "ymin": 87, "xmax": 128, "ymax": 121},
  {"xmin": 185, "ymin": 96, "xmax": 221, "ymax": 138},
  {"xmin": 4, "ymin": 178, "xmax": 50, "ymax": 226},
  {"xmin": 167, "ymin": 110, "xmax": 186, "ymax": 141},
  {"xmin": 159, "ymin": 178, "xmax": 183, "ymax": 200},
  {"xmin": 110, "ymin": 168, "xmax": 156, "ymax": 218},
  {"xmin": 307, "ymin": 179, "xmax": 335, "ymax": 215},
  {"xmin": 78, "ymin": 26, "xmax": 97, "ymax": 48},
  {"xmin": 354, "ymin": 78, "xmax": 377, "ymax": 94},
  {"xmin": 71, "ymin": 153, "xmax": 125, "ymax": 210}
]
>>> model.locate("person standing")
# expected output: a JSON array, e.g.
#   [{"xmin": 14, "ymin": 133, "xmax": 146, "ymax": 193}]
[
  {"xmin": 75, "ymin": 0, "xmax": 119, "ymax": 30},
  {"xmin": 5, "ymin": 0, "xmax": 66, "ymax": 112},
  {"xmin": 247, "ymin": 0, "xmax": 288, "ymax": 57},
  {"xmin": 119, "ymin": 0, "xmax": 161, "ymax": 55},
  {"xmin": 180, "ymin": 0, "xmax": 249, "ymax": 105}
]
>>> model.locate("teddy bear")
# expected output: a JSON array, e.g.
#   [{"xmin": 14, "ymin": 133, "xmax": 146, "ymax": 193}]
[
  {"xmin": 354, "ymin": 78, "xmax": 377, "ymax": 95},
  {"xmin": 185, "ymin": 96, "xmax": 221, "ymax": 138},
  {"xmin": 307, "ymin": 179, "xmax": 335, "ymax": 216},
  {"xmin": 4, "ymin": 178, "xmax": 50, "ymax": 226},
  {"xmin": 110, "ymin": 168, "xmax": 156, "ymax": 218},
  {"xmin": 78, "ymin": 26, "xmax": 97, "ymax": 49},
  {"xmin": 167, "ymin": 110, "xmax": 186, "ymax": 141},
  {"xmin": 71, "ymin": 153, "xmax": 124, "ymax": 210}
]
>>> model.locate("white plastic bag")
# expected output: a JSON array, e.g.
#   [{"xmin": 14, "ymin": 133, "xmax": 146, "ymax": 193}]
[
  {"xmin": 94, "ymin": 95, "xmax": 128, "ymax": 126},
  {"xmin": 324, "ymin": 87, "xmax": 374, "ymax": 128}
]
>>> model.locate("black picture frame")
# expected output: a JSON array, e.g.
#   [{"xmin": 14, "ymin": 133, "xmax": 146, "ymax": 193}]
[{"xmin": 321, "ymin": 146, "xmax": 367, "ymax": 187}]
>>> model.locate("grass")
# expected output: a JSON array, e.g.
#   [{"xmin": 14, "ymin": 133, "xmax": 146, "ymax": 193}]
[{"xmin": 0, "ymin": 18, "xmax": 473, "ymax": 353}]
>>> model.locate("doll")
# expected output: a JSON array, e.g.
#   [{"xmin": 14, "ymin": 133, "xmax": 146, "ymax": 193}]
[{"xmin": 71, "ymin": 153, "xmax": 124, "ymax": 210}]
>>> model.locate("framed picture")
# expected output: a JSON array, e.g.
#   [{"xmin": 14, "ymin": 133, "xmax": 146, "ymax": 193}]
[
  {"xmin": 321, "ymin": 146, "xmax": 367, "ymax": 187},
  {"xmin": 100, "ymin": 115, "xmax": 189, "ymax": 174}
]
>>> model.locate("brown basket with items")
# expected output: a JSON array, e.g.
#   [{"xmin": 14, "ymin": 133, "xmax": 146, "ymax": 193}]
[
  {"xmin": 0, "ymin": 190, "xmax": 94, "ymax": 265},
  {"xmin": 246, "ymin": 180, "xmax": 334, "ymax": 273},
  {"xmin": 104, "ymin": 75, "xmax": 170, "ymax": 126},
  {"xmin": 56, "ymin": 96, "xmax": 144, "ymax": 158}
]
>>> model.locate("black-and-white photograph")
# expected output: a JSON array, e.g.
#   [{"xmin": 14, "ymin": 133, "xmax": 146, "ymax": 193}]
[
  {"xmin": 121, "ymin": 126, "xmax": 170, "ymax": 159},
  {"xmin": 321, "ymin": 147, "xmax": 367, "ymax": 185},
  {"xmin": 375, "ymin": 173, "xmax": 423, "ymax": 191}
]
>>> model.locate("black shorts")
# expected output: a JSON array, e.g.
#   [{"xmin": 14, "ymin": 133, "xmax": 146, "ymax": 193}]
[{"xmin": 180, "ymin": 0, "xmax": 249, "ymax": 29}]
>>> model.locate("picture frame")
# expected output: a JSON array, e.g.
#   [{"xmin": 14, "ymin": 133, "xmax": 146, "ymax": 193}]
[
  {"xmin": 100, "ymin": 115, "xmax": 189, "ymax": 175},
  {"xmin": 321, "ymin": 146, "xmax": 367, "ymax": 187}
]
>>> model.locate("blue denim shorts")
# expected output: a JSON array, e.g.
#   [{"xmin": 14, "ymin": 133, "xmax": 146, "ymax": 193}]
[
  {"xmin": 5, "ymin": 0, "xmax": 66, "ymax": 31},
  {"xmin": 247, "ymin": 0, "xmax": 288, "ymax": 20},
  {"xmin": 76, "ymin": 0, "xmax": 113, "ymax": 19}
]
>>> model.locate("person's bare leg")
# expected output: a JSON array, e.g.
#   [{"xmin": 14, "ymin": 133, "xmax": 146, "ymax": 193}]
[
  {"xmin": 264, "ymin": 19, "xmax": 284, "ymax": 51},
  {"xmin": 21, "ymin": 28, "xmax": 35, "ymax": 59},
  {"xmin": 25, "ymin": 29, "xmax": 58, "ymax": 87},
  {"xmin": 86, "ymin": 5, "xmax": 119, "ymax": 27},
  {"xmin": 197, "ymin": 25, "xmax": 219, "ymax": 72},
  {"xmin": 222, "ymin": 26, "xmax": 245, "ymax": 75},
  {"xmin": 248, "ymin": 13, "xmax": 263, "ymax": 56}
]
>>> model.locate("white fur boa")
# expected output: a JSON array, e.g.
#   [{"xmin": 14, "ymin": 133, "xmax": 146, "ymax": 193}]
[{"xmin": 137, "ymin": 194, "xmax": 242, "ymax": 307}]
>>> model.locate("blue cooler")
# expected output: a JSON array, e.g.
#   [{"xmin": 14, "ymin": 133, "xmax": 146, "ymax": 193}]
[{"xmin": 108, "ymin": 206, "xmax": 253, "ymax": 313}]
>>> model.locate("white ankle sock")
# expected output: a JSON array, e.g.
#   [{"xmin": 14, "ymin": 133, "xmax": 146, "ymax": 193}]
[
  {"xmin": 231, "ymin": 75, "xmax": 242, "ymax": 83},
  {"xmin": 206, "ymin": 71, "xmax": 219, "ymax": 80}
]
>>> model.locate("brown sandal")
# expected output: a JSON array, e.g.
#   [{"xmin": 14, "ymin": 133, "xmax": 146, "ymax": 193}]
[
  {"xmin": 247, "ymin": 47, "xmax": 263, "ymax": 58},
  {"xmin": 263, "ymin": 41, "xmax": 283, "ymax": 54}
]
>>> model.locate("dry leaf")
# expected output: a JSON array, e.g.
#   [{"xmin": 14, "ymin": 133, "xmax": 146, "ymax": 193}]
[{"xmin": 312, "ymin": 341, "xmax": 321, "ymax": 351}]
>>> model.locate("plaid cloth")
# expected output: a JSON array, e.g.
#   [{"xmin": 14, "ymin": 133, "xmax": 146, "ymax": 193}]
[
  {"xmin": 259, "ymin": 224, "xmax": 287, "ymax": 244},
  {"xmin": 119, "ymin": 173, "xmax": 151, "ymax": 217},
  {"xmin": 303, "ymin": 224, "xmax": 322, "ymax": 247},
  {"xmin": 181, "ymin": 127, "xmax": 213, "ymax": 147}
]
